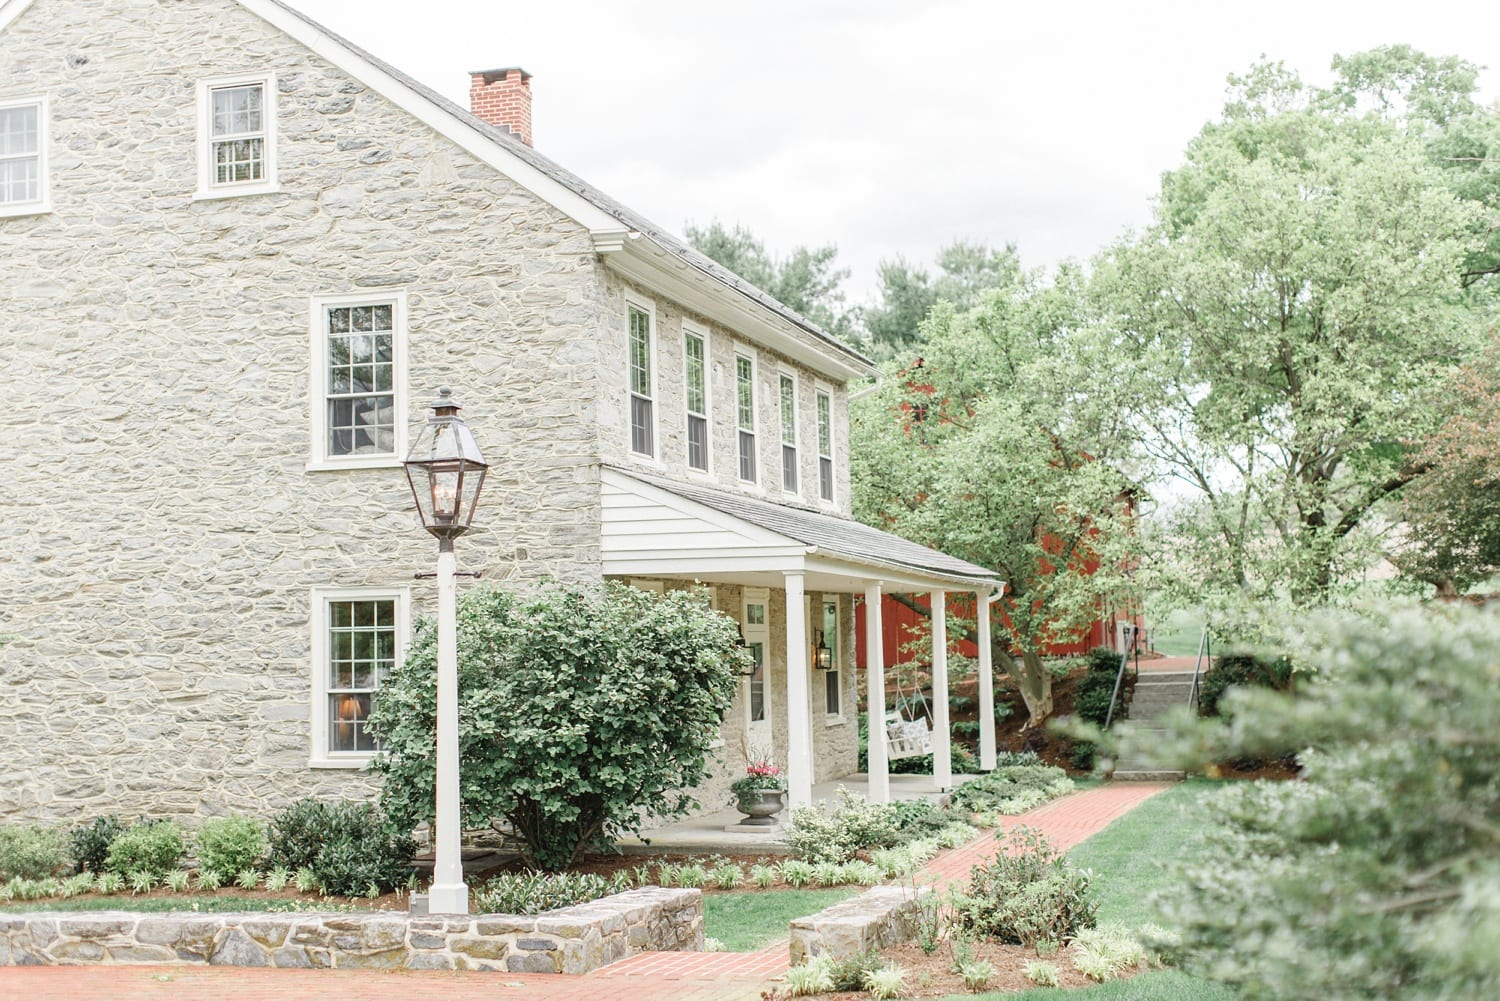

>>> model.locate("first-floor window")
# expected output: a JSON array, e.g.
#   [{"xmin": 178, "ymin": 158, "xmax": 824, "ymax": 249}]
[
  {"xmin": 822, "ymin": 599, "xmax": 841, "ymax": 716},
  {"xmin": 743, "ymin": 592, "xmax": 769, "ymax": 729},
  {"xmin": 311, "ymin": 588, "xmax": 408, "ymax": 763}
]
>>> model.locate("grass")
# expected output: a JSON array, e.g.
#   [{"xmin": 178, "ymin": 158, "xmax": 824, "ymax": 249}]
[
  {"xmin": 1146, "ymin": 607, "xmax": 1208, "ymax": 658},
  {"xmin": 703, "ymin": 887, "xmax": 858, "ymax": 952},
  {"xmin": 1066, "ymin": 778, "xmax": 1223, "ymax": 927},
  {"xmin": 0, "ymin": 896, "xmax": 366, "ymax": 914},
  {"xmin": 974, "ymin": 970, "xmax": 1238, "ymax": 1000}
]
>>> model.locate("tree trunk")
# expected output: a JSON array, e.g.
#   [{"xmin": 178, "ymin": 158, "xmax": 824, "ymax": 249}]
[{"xmin": 996, "ymin": 646, "xmax": 1053, "ymax": 728}]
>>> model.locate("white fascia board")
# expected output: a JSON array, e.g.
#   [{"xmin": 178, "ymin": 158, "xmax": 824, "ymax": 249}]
[
  {"xmin": 802, "ymin": 553, "xmax": 1004, "ymax": 594},
  {"xmin": 234, "ymin": 0, "xmax": 624, "ymax": 245},
  {"xmin": 606, "ymin": 238, "xmax": 878, "ymax": 384},
  {"xmin": 0, "ymin": 0, "xmax": 38, "ymax": 33}
]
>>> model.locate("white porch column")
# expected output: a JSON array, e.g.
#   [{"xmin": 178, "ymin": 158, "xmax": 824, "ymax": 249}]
[
  {"xmin": 784, "ymin": 571, "xmax": 814, "ymax": 809},
  {"xmin": 976, "ymin": 589, "xmax": 997, "ymax": 771},
  {"xmin": 930, "ymin": 589, "xmax": 952, "ymax": 790},
  {"xmin": 863, "ymin": 582, "xmax": 889, "ymax": 803}
]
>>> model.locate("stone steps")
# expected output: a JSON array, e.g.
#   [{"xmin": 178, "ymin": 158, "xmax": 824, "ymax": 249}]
[{"xmin": 1113, "ymin": 673, "xmax": 1199, "ymax": 782}]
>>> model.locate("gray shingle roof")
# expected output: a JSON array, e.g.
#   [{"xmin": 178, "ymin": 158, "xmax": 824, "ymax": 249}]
[
  {"xmin": 618, "ymin": 468, "xmax": 1001, "ymax": 588},
  {"xmin": 261, "ymin": 0, "xmax": 873, "ymax": 373}
]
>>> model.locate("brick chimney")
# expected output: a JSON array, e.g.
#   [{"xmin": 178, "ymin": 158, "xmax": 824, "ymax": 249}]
[{"xmin": 469, "ymin": 67, "xmax": 533, "ymax": 146}]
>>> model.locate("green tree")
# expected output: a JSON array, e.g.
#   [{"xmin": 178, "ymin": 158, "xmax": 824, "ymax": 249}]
[
  {"xmin": 368, "ymin": 583, "xmax": 746, "ymax": 870},
  {"xmin": 684, "ymin": 219, "xmax": 856, "ymax": 341},
  {"xmin": 863, "ymin": 240, "xmax": 1024, "ymax": 358},
  {"xmin": 852, "ymin": 270, "xmax": 1139, "ymax": 724},
  {"xmin": 1087, "ymin": 55, "xmax": 1487, "ymax": 606},
  {"xmin": 1104, "ymin": 605, "xmax": 1500, "ymax": 999}
]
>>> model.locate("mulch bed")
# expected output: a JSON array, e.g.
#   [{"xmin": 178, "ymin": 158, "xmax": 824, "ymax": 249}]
[{"xmin": 813, "ymin": 941, "xmax": 1140, "ymax": 998}]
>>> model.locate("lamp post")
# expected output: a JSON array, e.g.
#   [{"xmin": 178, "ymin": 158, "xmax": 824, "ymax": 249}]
[{"xmin": 403, "ymin": 387, "xmax": 487, "ymax": 915}]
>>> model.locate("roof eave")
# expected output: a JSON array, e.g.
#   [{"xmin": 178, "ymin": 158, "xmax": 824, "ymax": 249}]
[{"xmin": 605, "ymin": 236, "xmax": 879, "ymax": 383}]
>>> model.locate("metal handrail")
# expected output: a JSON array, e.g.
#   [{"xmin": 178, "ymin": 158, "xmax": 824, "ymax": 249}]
[
  {"xmin": 1103, "ymin": 623, "xmax": 1139, "ymax": 730},
  {"xmin": 1188, "ymin": 625, "xmax": 1211, "ymax": 709}
]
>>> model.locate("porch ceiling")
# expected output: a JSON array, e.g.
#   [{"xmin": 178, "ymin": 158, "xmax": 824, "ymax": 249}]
[{"xmin": 601, "ymin": 467, "xmax": 1003, "ymax": 594}]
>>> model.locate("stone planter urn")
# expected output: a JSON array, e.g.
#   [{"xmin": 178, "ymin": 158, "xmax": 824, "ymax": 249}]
[{"xmin": 735, "ymin": 788, "xmax": 787, "ymax": 826}]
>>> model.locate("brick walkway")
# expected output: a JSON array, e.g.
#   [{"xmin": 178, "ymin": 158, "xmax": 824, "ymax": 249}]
[{"xmin": 0, "ymin": 783, "xmax": 1168, "ymax": 1000}]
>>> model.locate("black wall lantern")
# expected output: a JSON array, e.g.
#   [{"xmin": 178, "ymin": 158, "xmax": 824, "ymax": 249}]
[{"xmin": 814, "ymin": 631, "xmax": 834, "ymax": 671}]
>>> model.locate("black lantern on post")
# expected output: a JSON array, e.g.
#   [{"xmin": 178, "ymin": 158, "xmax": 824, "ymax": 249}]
[{"xmin": 403, "ymin": 388, "xmax": 488, "ymax": 543}]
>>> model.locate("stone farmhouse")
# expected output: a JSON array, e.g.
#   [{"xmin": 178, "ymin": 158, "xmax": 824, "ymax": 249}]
[{"xmin": 0, "ymin": 0, "xmax": 1003, "ymax": 827}]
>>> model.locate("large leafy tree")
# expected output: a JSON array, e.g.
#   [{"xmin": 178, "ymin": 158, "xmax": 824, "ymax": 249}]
[
  {"xmin": 684, "ymin": 219, "xmax": 857, "ymax": 342},
  {"xmin": 852, "ymin": 270, "xmax": 1139, "ymax": 724},
  {"xmin": 862, "ymin": 240, "xmax": 1024, "ymax": 358},
  {"xmin": 368, "ymin": 583, "xmax": 745, "ymax": 870},
  {"xmin": 1086, "ymin": 54, "xmax": 1489, "ymax": 605}
]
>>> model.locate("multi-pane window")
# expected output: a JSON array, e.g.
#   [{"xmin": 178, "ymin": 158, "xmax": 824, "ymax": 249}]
[
  {"xmin": 629, "ymin": 303, "xmax": 655, "ymax": 456},
  {"xmin": 684, "ymin": 329, "xmax": 708, "ymax": 471},
  {"xmin": 823, "ymin": 599, "xmax": 841, "ymax": 716},
  {"xmin": 736, "ymin": 354, "xmax": 757, "ymax": 482},
  {"xmin": 0, "ymin": 98, "xmax": 44, "ymax": 212},
  {"xmin": 744, "ymin": 598, "xmax": 768, "ymax": 726},
  {"xmin": 816, "ymin": 390, "xmax": 835, "ymax": 503},
  {"xmin": 197, "ymin": 75, "xmax": 276, "ymax": 197},
  {"xmin": 326, "ymin": 303, "xmax": 396, "ymax": 457},
  {"xmin": 779, "ymin": 374, "xmax": 798, "ymax": 494},
  {"xmin": 210, "ymin": 84, "xmax": 266, "ymax": 184},
  {"xmin": 325, "ymin": 598, "xmax": 397, "ymax": 754}
]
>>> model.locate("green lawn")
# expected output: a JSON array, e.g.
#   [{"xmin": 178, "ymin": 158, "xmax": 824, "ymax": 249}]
[
  {"xmin": 936, "ymin": 779, "xmax": 1236, "ymax": 1001},
  {"xmin": 1145, "ymin": 608, "xmax": 1208, "ymax": 658},
  {"xmin": 704, "ymin": 887, "xmax": 859, "ymax": 952}
]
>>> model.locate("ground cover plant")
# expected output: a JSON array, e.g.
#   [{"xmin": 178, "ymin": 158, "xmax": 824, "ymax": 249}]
[
  {"xmin": 949, "ymin": 765, "xmax": 1073, "ymax": 817},
  {"xmin": 370, "ymin": 583, "xmax": 746, "ymax": 870}
]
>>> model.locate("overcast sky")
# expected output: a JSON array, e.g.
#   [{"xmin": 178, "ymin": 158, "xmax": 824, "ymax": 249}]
[{"xmin": 295, "ymin": 0, "xmax": 1500, "ymax": 304}]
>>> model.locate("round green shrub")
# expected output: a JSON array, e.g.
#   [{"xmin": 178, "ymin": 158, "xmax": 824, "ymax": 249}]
[
  {"xmin": 0, "ymin": 824, "xmax": 68, "ymax": 880},
  {"xmin": 67, "ymin": 816, "xmax": 124, "ymax": 874},
  {"xmin": 105, "ymin": 820, "xmax": 184, "ymax": 879},
  {"xmin": 195, "ymin": 816, "xmax": 267, "ymax": 877},
  {"xmin": 266, "ymin": 799, "xmax": 414, "ymax": 896}
]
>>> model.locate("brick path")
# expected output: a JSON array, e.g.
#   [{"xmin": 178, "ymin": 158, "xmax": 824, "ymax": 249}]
[{"xmin": 0, "ymin": 783, "xmax": 1168, "ymax": 1000}]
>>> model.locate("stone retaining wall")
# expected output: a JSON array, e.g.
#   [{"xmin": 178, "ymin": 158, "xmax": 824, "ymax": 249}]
[
  {"xmin": 0, "ymin": 888, "xmax": 701, "ymax": 973},
  {"xmin": 789, "ymin": 885, "xmax": 928, "ymax": 965}
]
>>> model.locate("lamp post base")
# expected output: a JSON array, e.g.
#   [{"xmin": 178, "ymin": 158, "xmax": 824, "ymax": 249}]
[{"xmin": 428, "ymin": 882, "xmax": 469, "ymax": 915}]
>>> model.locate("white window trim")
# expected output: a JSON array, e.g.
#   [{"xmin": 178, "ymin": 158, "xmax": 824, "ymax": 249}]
[
  {"xmin": 778, "ymin": 367, "xmax": 801, "ymax": 498},
  {"xmin": 308, "ymin": 585, "xmax": 411, "ymax": 769},
  {"xmin": 625, "ymin": 294, "xmax": 660, "ymax": 462},
  {"xmin": 194, "ymin": 72, "xmax": 280, "ymax": 200},
  {"xmin": 815, "ymin": 381, "xmax": 837, "ymax": 508},
  {"xmin": 682, "ymin": 320, "xmax": 712, "ymax": 476},
  {"xmin": 306, "ymin": 289, "xmax": 409, "ymax": 471},
  {"xmin": 821, "ymin": 597, "xmax": 843, "ymax": 720},
  {"xmin": 734, "ymin": 346, "xmax": 760, "ymax": 486},
  {"xmin": 741, "ymin": 586, "xmax": 771, "ymax": 738},
  {"xmin": 0, "ymin": 95, "xmax": 50, "ymax": 218}
]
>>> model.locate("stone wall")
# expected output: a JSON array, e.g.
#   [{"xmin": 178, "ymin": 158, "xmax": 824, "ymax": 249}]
[
  {"xmin": 788, "ymin": 885, "xmax": 928, "ymax": 965},
  {"xmin": 0, "ymin": 888, "xmax": 701, "ymax": 972},
  {"xmin": 0, "ymin": 0, "xmax": 608, "ymax": 823}
]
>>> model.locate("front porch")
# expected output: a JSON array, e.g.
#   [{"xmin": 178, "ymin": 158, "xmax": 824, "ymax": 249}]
[
  {"xmin": 601, "ymin": 467, "xmax": 1006, "ymax": 813},
  {"xmin": 620, "ymin": 772, "xmax": 985, "ymax": 853}
]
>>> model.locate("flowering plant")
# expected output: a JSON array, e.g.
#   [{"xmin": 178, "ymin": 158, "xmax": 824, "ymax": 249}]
[{"xmin": 729, "ymin": 754, "xmax": 785, "ymax": 811}]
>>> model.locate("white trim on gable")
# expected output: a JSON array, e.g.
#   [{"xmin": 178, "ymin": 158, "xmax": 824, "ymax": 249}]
[
  {"xmin": 232, "ymin": 0, "xmax": 626, "ymax": 247},
  {"xmin": 0, "ymin": 0, "xmax": 37, "ymax": 34}
]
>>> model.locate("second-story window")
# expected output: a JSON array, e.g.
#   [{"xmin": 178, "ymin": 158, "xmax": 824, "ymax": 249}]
[
  {"xmin": 197, "ymin": 74, "xmax": 278, "ymax": 198},
  {"xmin": 817, "ymin": 389, "xmax": 835, "ymax": 503},
  {"xmin": 780, "ymin": 373, "xmax": 799, "ymax": 494},
  {"xmin": 309, "ymin": 291, "xmax": 407, "ymax": 469},
  {"xmin": 736, "ymin": 354, "xmax": 757, "ymax": 483},
  {"xmin": 684, "ymin": 328, "xmax": 709, "ymax": 471},
  {"xmin": 628, "ymin": 302, "xmax": 655, "ymax": 457},
  {"xmin": 0, "ymin": 97, "xmax": 47, "ymax": 216}
]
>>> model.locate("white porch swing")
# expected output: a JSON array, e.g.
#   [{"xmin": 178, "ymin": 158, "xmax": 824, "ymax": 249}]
[{"xmin": 884, "ymin": 671, "xmax": 934, "ymax": 760}]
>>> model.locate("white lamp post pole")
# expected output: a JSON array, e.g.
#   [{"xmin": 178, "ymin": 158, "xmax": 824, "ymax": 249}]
[
  {"xmin": 428, "ymin": 536, "xmax": 466, "ymax": 914},
  {"xmin": 402, "ymin": 388, "xmax": 487, "ymax": 917}
]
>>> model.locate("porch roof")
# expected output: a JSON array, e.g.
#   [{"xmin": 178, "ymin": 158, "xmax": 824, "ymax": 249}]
[{"xmin": 601, "ymin": 467, "xmax": 1002, "ymax": 593}]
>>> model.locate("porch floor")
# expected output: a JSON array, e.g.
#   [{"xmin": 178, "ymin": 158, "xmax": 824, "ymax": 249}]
[{"xmin": 618, "ymin": 772, "xmax": 982, "ymax": 854}]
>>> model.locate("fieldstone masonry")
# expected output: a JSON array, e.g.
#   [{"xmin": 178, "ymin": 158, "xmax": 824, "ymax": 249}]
[
  {"xmin": 788, "ymin": 885, "xmax": 929, "ymax": 965},
  {"xmin": 0, "ymin": 888, "xmax": 701, "ymax": 972}
]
